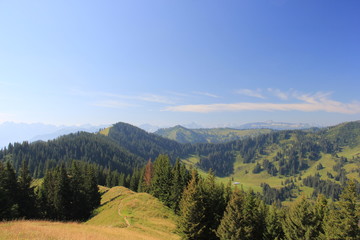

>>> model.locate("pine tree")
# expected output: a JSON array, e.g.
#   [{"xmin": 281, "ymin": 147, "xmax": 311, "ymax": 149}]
[
  {"xmin": 83, "ymin": 165, "xmax": 101, "ymax": 218},
  {"xmin": 69, "ymin": 161, "xmax": 86, "ymax": 220},
  {"xmin": 53, "ymin": 166, "xmax": 72, "ymax": 220},
  {"xmin": 0, "ymin": 162, "xmax": 14, "ymax": 219},
  {"xmin": 177, "ymin": 169, "xmax": 205, "ymax": 240},
  {"xmin": 129, "ymin": 168, "xmax": 140, "ymax": 191},
  {"xmin": 151, "ymin": 154, "xmax": 173, "ymax": 207},
  {"xmin": 242, "ymin": 189, "xmax": 265, "ymax": 240},
  {"xmin": 17, "ymin": 160, "xmax": 37, "ymax": 218},
  {"xmin": 170, "ymin": 159, "xmax": 188, "ymax": 214},
  {"xmin": 264, "ymin": 203, "xmax": 284, "ymax": 240},
  {"xmin": 323, "ymin": 180, "xmax": 360, "ymax": 239},
  {"xmin": 198, "ymin": 170, "xmax": 226, "ymax": 240},
  {"xmin": 0, "ymin": 162, "xmax": 20, "ymax": 219},
  {"xmin": 282, "ymin": 196, "xmax": 319, "ymax": 240},
  {"xmin": 216, "ymin": 187, "xmax": 246, "ymax": 240},
  {"xmin": 313, "ymin": 194, "xmax": 327, "ymax": 238}
]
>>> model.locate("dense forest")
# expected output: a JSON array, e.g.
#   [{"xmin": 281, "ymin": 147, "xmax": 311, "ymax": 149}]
[{"xmin": 0, "ymin": 160, "xmax": 100, "ymax": 221}]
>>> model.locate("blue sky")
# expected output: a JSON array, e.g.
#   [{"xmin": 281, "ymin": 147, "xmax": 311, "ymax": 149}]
[{"xmin": 0, "ymin": 0, "xmax": 359, "ymax": 127}]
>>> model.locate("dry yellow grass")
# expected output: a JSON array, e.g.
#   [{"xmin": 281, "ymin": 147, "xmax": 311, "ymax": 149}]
[
  {"xmin": 0, "ymin": 220, "xmax": 170, "ymax": 240},
  {"xmin": 0, "ymin": 186, "xmax": 180, "ymax": 240}
]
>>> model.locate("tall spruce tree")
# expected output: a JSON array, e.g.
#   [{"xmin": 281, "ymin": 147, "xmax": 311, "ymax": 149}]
[
  {"xmin": 264, "ymin": 203, "xmax": 284, "ymax": 240},
  {"xmin": 177, "ymin": 169, "xmax": 205, "ymax": 240},
  {"xmin": 243, "ymin": 189, "xmax": 266, "ymax": 240},
  {"xmin": 151, "ymin": 154, "xmax": 173, "ymax": 207},
  {"xmin": 171, "ymin": 159, "xmax": 189, "ymax": 214},
  {"xmin": 83, "ymin": 165, "xmax": 101, "ymax": 218},
  {"xmin": 53, "ymin": 166, "xmax": 72, "ymax": 220},
  {"xmin": 17, "ymin": 160, "xmax": 37, "ymax": 218},
  {"xmin": 313, "ymin": 194, "xmax": 327, "ymax": 238},
  {"xmin": 198, "ymin": 170, "xmax": 226, "ymax": 240},
  {"xmin": 1, "ymin": 162, "xmax": 20, "ymax": 219},
  {"xmin": 282, "ymin": 196, "xmax": 320, "ymax": 240},
  {"xmin": 216, "ymin": 187, "xmax": 246, "ymax": 240},
  {"xmin": 323, "ymin": 180, "xmax": 360, "ymax": 239}
]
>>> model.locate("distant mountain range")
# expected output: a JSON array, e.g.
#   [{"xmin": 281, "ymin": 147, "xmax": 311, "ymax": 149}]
[
  {"xmin": 0, "ymin": 122, "xmax": 108, "ymax": 148},
  {"xmin": 233, "ymin": 120, "xmax": 320, "ymax": 130}
]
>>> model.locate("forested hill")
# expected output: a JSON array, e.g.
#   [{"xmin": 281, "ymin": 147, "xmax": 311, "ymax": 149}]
[
  {"xmin": 154, "ymin": 125, "xmax": 272, "ymax": 144},
  {"xmin": 100, "ymin": 122, "xmax": 185, "ymax": 161},
  {"xmin": 1, "ymin": 120, "xmax": 360, "ymax": 203},
  {"xmin": 0, "ymin": 132, "xmax": 144, "ymax": 178}
]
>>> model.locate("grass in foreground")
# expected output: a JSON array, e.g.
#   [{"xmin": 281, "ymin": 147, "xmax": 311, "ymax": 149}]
[
  {"xmin": 0, "ymin": 186, "xmax": 180, "ymax": 240},
  {"xmin": 0, "ymin": 220, "xmax": 169, "ymax": 240}
]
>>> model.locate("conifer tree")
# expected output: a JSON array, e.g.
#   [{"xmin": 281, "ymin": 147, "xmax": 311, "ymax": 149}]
[
  {"xmin": 0, "ymin": 162, "xmax": 20, "ymax": 219},
  {"xmin": 53, "ymin": 166, "xmax": 72, "ymax": 220},
  {"xmin": 170, "ymin": 159, "xmax": 189, "ymax": 213},
  {"xmin": 323, "ymin": 180, "xmax": 360, "ymax": 239},
  {"xmin": 142, "ymin": 159, "xmax": 153, "ymax": 193},
  {"xmin": 313, "ymin": 194, "xmax": 327, "ymax": 238},
  {"xmin": 17, "ymin": 160, "xmax": 37, "ymax": 218},
  {"xmin": 282, "ymin": 196, "xmax": 319, "ymax": 240},
  {"xmin": 264, "ymin": 203, "xmax": 284, "ymax": 240},
  {"xmin": 198, "ymin": 170, "xmax": 226, "ymax": 240},
  {"xmin": 177, "ymin": 169, "xmax": 205, "ymax": 240},
  {"xmin": 129, "ymin": 168, "xmax": 141, "ymax": 192},
  {"xmin": 69, "ymin": 161, "xmax": 85, "ymax": 219},
  {"xmin": 0, "ymin": 162, "xmax": 19, "ymax": 219},
  {"xmin": 151, "ymin": 154, "xmax": 173, "ymax": 207},
  {"xmin": 216, "ymin": 187, "xmax": 246, "ymax": 240},
  {"xmin": 242, "ymin": 189, "xmax": 265, "ymax": 239},
  {"xmin": 83, "ymin": 165, "xmax": 101, "ymax": 217}
]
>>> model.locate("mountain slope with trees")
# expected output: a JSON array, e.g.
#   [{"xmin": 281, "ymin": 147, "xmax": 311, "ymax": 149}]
[{"xmin": 154, "ymin": 125, "xmax": 272, "ymax": 144}]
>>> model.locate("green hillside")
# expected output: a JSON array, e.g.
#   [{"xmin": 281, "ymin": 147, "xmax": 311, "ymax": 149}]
[
  {"xmin": 181, "ymin": 121, "xmax": 360, "ymax": 203},
  {"xmin": 87, "ymin": 186, "xmax": 179, "ymax": 239},
  {"xmin": 155, "ymin": 125, "xmax": 272, "ymax": 143},
  {"xmin": 0, "ymin": 186, "xmax": 179, "ymax": 240}
]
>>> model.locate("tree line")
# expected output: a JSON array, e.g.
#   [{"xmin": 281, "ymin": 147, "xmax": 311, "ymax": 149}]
[{"xmin": 0, "ymin": 160, "xmax": 100, "ymax": 221}]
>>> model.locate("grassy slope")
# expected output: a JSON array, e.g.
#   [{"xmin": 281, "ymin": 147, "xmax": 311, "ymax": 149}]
[
  {"xmin": 99, "ymin": 126, "xmax": 111, "ymax": 136},
  {"xmin": 182, "ymin": 139, "xmax": 360, "ymax": 202},
  {"xmin": 0, "ymin": 186, "xmax": 179, "ymax": 240},
  {"xmin": 155, "ymin": 126, "xmax": 272, "ymax": 143}
]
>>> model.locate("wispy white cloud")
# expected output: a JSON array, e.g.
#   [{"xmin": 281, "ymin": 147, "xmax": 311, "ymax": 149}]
[
  {"xmin": 193, "ymin": 91, "xmax": 219, "ymax": 98},
  {"xmin": 236, "ymin": 89, "xmax": 265, "ymax": 99},
  {"xmin": 136, "ymin": 94, "xmax": 174, "ymax": 104},
  {"xmin": 164, "ymin": 92, "xmax": 360, "ymax": 114},
  {"xmin": 70, "ymin": 89, "xmax": 175, "ymax": 104},
  {"xmin": 93, "ymin": 100, "xmax": 138, "ymax": 109},
  {"xmin": 267, "ymin": 88, "xmax": 289, "ymax": 100}
]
